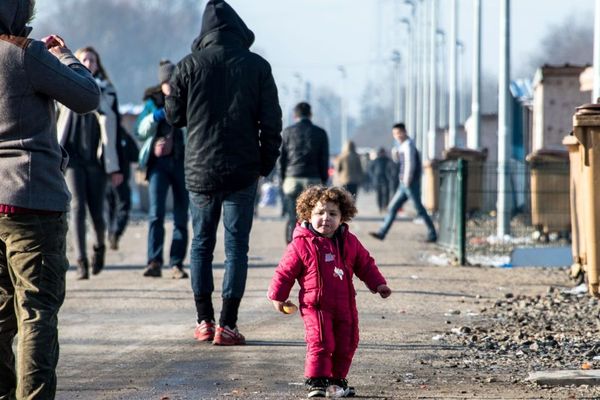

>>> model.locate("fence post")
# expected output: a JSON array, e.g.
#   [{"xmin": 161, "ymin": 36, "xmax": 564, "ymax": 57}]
[{"xmin": 457, "ymin": 158, "xmax": 468, "ymax": 265}]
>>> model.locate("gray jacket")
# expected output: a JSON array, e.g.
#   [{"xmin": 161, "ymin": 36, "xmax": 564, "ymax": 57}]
[{"xmin": 0, "ymin": 1, "xmax": 100, "ymax": 211}]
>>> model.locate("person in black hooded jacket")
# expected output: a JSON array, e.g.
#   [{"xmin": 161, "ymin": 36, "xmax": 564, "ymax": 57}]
[{"xmin": 165, "ymin": 0, "xmax": 282, "ymax": 346}]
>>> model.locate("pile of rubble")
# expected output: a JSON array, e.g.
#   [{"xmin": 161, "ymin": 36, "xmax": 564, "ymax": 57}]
[{"xmin": 439, "ymin": 287, "xmax": 600, "ymax": 372}]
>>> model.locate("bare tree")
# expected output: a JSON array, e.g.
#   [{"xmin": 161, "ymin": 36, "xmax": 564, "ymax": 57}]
[
  {"xmin": 35, "ymin": 0, "xmax": 201, "ymax": 104},
  {"xmin": 520, "ymin": 14, "xmax": 593, "ymax": 77}
]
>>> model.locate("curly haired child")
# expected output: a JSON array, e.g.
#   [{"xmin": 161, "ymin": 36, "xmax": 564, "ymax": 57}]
[{"xmin": 268, "ymin": 186, "xmax": 391, "ymax": 398}]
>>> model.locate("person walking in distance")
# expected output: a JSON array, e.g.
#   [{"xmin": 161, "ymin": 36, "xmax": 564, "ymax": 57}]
[
  {"xmin": 56, "ymin": 46, "xmax": 124, "ymax": 279},
  {"xmin": 165, "ymin": 0, "xmax": 282, "ymax": 345},
  {"xmin": 268, "ymin": 186, "xmax": 391, "ymax": 398},
  {"xmin": 369, "ymin": 147, "xmax": 395, "ymax": 214},
  {"xmin": 369, "ymin": 123, "xmax": 437, "ymax": 243},
  {"xmin": 136, "ymin": 60, "xmax": 189, "ymax": 279},
  {"xmin": 0, "ymin": 1, "xmax": 100, "ymax": 398},
  {"xmin": 279, "ymin": 102, "xmax": 330, "ymax": 244},
  {"xmin": 335, "ymin": 140, "xmax": 364, "ymax": 199}
]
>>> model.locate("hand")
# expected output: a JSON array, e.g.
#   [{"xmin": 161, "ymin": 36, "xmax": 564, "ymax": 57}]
[
  {"xmin": 377, "ymin": 284, "xmax": 392, "ymax": 299},
  {"xmin": 271, "ymin": 300, "xmax": 285, "ymax": 313},
  {"xmin": 111, "ymin": 172, "xmax": 124, "ymax": 187},
  {"xmin": 153, "ymin": 108, "xmax": 166, "ymax": 122},
  {"xmin": 41, "ymin": 34, "xmax": 66, "ymax": 49},
  {"xmin": 42, "ymin": 35, "xmax": 69, "ymax": 58}
]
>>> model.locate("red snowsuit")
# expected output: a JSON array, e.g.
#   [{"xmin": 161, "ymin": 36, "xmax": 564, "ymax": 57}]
[{"xmin": 268, "ymin": 223, "xmax": 387, "ymax": 379}]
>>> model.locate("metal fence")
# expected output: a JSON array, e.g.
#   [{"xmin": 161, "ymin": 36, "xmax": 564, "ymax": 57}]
[{"xmin": 437, "ymin": 159, "xmax": 571, "ymax": 265}]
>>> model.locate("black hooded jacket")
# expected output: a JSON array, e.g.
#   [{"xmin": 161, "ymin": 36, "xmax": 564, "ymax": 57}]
[{"xmin": 165, "ymin": 0, "xmax": 282, "ymax": 194}]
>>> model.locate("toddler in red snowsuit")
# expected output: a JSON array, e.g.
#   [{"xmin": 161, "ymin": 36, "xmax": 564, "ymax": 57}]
[{"xmin": 268, "ymin": 186, "xmax": 391, "ymax": 398}]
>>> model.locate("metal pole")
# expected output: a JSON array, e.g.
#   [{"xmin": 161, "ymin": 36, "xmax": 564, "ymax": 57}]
[
  {"xmin": 421, "ymin": 0, "xmax": 430, "ymax": 155},
  {"xmin": 594, "ymin": 0, "xmax": 600, "ymax": 102},
  {"xmin": 392, "ymin": 51, "xmax": 402, "ymax": 122},
  {"xmin": 338, "ymin": 66, "xmax": 348, "ymax": 153},
  {"xmin": 448, "ymin": 0, "xmax": 458, "ymax": 148},
  {"xmin": 437, "ymin": 30, "xmax": 447, "ymax": 129},
  {"xmin": 400, "ymin": 17, "xmax": 413, "ymax": 130},
  {"xmin": 457, "ymin": 41, "xmax": 465, "ymax": 123},
  {"xmin": 414, "ymin": 1, "xmax": 423, "ymax": 150},
  {"xmin": 427, "ymin": 0, "xmax": 438, "ymax": 161},
  {"xmin": 497, "ymin": 0, "xmax": 512, "ymax": 237},
  {"xmin": 469, "ymin": 0, "xmax": 482, "ymax": 149}
]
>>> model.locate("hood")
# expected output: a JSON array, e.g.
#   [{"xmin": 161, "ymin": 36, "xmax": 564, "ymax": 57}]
[
  {"xmin": 192, "ymin": 0, "xmax": 254, "ymax": 51},
  {"xmin": 0, "ymin": 0, "xmax": 32, "ymax": 36}
]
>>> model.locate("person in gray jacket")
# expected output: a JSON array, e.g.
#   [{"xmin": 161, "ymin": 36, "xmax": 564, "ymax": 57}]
[{"xmin": 0, "ymin": 1, "xmax": 100, "ymax": 399}]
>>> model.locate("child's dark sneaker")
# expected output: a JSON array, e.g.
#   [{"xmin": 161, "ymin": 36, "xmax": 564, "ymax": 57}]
[
  {"xmin": 213, "ymin": 325, "xmax": 246, "ymax": 345},
  {"xmin": 329, "ymin": 378, "xmax": 355, "ymax": 397},
  {"xmin": 194, "ymin": 320, "xmax": 215, "ymax": 342},
  {"xmin": 305, "ymin": 378, "xmax": 328, "ymax": 398}
]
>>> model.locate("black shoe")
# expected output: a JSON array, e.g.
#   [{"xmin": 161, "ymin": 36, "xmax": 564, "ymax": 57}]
[
  {"xmin": 305, "ymin": 377, "xmax": 328, "ymax": 398},
  {"xmin": 108, "ymin": 234, "xmax": 119, "ymax": 250},
  {"xmin": 76, "ymin": 259, "xmax": 89, "ymax": 280},
  {"xmin": 425, "ymin": 234, "xmax": 437, "ymax": 243},
  {"xmin": 91, "ymin": 245, "xmax": 105, "ymax": 275},
  {"xmin": 330, "ymin": 378, "xmax": 355, "ymax": 397},
  {"xmin": 143, "ymin": 260, "xmax": 162, "ymax": 277},
  {"xmin": 368, "ymin": 231, "xmax": 384, "ymax": 241}
]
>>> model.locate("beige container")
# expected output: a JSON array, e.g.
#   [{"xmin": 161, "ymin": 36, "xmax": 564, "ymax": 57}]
[
  {"xmin": 443, "ymin": 147, "xmax": 487, "ymax": 213},
  {"xmin": 563, "ymin": 135, "xmax": 587, "ymax": 277},
  {"xmin": 572, "ymin": 104, "xmax": 600, "ymax": 297},
  {"xmin": 526, "ymin": 149, "xmax": 570, "ymax": 234},
  {"xmin": 423, "ymin": 160, "xmax": 439, "ymax": 213}
]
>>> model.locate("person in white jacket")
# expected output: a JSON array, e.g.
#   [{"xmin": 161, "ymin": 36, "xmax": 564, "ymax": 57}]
[
  {"xmin": 369, "ymin": 123, "xmax": 437, "ymax": 243},
  {"xmin": 57, "ymin": 46, "xmax": 123, "ymax": 279}
]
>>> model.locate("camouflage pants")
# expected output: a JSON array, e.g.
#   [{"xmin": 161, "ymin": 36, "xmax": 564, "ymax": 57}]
[{"xmin": 0, "ymin": 213, "xmax": 69, "ymax": 400}]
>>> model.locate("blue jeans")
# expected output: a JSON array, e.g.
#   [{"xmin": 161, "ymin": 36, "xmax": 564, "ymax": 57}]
[
  {"xmin": 189, "ymin": 180, "xmax": 258, "ymax": 300},
  {"xmin": 378, "ymin": 180, "xmax": 437, "ymax": 239},
  {"xmin": 147, "ymin": 157, "xmax": 189, "ymax": 267}
]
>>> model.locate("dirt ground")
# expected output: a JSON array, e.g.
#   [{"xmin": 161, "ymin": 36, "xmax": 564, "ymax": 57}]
[{"xmin": 52, "ymin": 191, "xmax": 592, "ymax": 399}]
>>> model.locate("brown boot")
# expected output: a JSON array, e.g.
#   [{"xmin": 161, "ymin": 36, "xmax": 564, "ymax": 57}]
[
  {"xmin": 142, "ymin": 260, "xmax": 162, "ymax": 277},
  {"xmin": 77, "ymin": 259, "xmax": 89, "ymax": 280}
]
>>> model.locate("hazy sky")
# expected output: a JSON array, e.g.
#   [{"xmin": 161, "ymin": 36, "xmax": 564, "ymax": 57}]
[
  {"xmin": 226, "ymin": 0, "xmax": 595, "ymax": 115},
  {"xmin": 35, "ymin": 0, "xmax": 595, "ymax": 117}
]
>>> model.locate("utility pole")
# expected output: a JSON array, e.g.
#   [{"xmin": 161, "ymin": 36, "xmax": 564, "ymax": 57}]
[
  {"xmin": 594, "ymin": 0, "xmax": 600, "ymax": 102},
  {"xmin": 400, "ymin": 17, "xmax": 414, "ymax": 130},
  {"xmin": 469, "ymin": 0, "xmax": 482, "ymax": 149},
  {"xmin": 457, "ymin": 41, "xmax": 465, "ymax": 123},
  {"xmin": 497, "ymin": 0, "xmax": 512, "ymax": 237},
  {"xmin": 420, "ymin": 0, "xmax": 430, "ymax": 156},
  {"xmin": 427, "ymin": 0, "xmax": 438, "ymax": 161},
  {"xmin": 437, "ymin": 30, "xmax": 447, "ymax": 129},
  {"xmin": 338, "ymin": 66, "xmax": 348, "ymax": 153},
  {"xmin": 448, "ymin": 0, "xmax": 458, "ymax": 148},
  {"xmin": 392, "ymin": 50, "xmax": 403, "ymax": 122}
]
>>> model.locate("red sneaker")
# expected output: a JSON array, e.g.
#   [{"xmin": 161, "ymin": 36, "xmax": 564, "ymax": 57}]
[
  {"xmin": 194, "ymin": 320, "xmax": 215, "ymax": 342},
  {"xmin": 213, "ymin": 325, "xmax": 246, "ymax": 346}
]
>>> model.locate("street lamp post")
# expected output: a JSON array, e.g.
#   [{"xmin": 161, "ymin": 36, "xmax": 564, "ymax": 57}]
[
  {"xmin": 448, "ymin": 0, "xmax": 458, "ymax": 149},
  {"xmin": 392, "ymin": 50, "xmax": 403, "ymax": 123},
  {"xmin": 436, "ymin": 30, "xmax": 447, "ymax": 130},
  {"xmin": 594, "ymin": 0, "xmax": 600, "ymax": 102},
  {"xmin": 427, "ymin": 0, "xmax": 438, "ymax": 161},
  {"xmin": 469, "ymin": 0, "xmax": 482, "ymax": 149},
  {"xmin": 497, "ymin": 0, "xmax": 512, "ymax": 237},
  {"xmin": 338, "ymin": 66, "xmax": 348, "ymax": 152},
  {"xmin": 400, "ymin": 17, "xmax": 413, "ymax": 130}
]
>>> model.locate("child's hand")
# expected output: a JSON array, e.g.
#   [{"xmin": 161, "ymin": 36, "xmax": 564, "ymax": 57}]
[
  {"xmin": 377, "ymin": 284, "xmax": 392, "ymax": 298},
  {"xmin": 271, "ymin": 300, "xmax": 285, "ymax": 313}
]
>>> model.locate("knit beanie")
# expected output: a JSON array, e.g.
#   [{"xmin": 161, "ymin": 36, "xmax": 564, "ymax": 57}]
[{"xmin": 158, "ymin": 60, "xmax": 175, "ymax": 84}]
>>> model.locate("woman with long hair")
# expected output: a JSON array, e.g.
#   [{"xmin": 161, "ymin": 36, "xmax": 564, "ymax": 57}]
[{"xmin": 57, "ymin": 46, "xmax": 124, "ymax": 279}]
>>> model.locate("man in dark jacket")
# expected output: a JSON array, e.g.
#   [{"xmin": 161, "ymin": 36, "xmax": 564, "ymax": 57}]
[
  {"xmin": 165, "ymin": 0, "xmax": 282, "ymax": 346},
  {"xmin": 279, "ymin": 102, "xmax": 329, "ymax": 243}
]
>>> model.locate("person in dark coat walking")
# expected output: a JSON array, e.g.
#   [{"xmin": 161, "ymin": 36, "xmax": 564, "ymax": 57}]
[
  {"xmin": 279, "ymin": 102, "xmax": 329, "ymax": 244},
  {"xmin": 369, "ymin": 147, "xmax": 395, "ymax": 213},
  {"xmin": 165, "ymin": 0, "xmax": 282, "ymax": 346}
]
